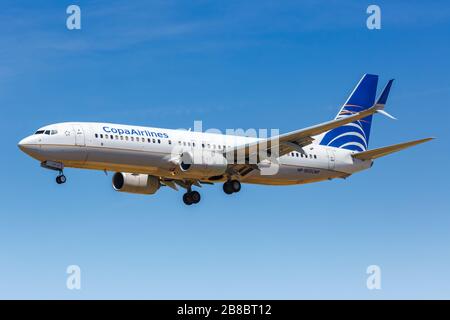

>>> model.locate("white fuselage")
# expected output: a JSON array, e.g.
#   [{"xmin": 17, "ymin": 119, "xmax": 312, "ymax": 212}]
[{"xmin": 18, "ymin": 122, "xmax": 372, "ymax": 186}]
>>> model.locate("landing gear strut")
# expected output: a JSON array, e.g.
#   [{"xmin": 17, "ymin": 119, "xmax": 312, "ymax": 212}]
[
  {"xmin": 223, "ymin": 179, "xmax": 241, "ymax": 194},
  {"xmin": 41, "ymin": 161, "xmax": 67, "ymax": 185},
  {"xmin": 183, "ymin": 190, "xmax": 201, "ymax": 205}
]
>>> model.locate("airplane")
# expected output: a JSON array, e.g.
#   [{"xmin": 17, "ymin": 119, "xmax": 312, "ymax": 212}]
[{"xmin": 18, "ymin": 74, "xmax": 433, "ymax": 205}]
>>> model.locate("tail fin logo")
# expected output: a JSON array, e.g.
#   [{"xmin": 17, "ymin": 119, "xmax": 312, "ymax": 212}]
[
  {"xmin": 318, "ymin": 74, "xmax": 379, "ymax": 152},
  {"xmin": 320, "ymin": 105, "xmax": 372, "ymax": 151}
]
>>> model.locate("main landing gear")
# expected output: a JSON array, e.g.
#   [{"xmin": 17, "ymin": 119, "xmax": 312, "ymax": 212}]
[
  {"xmin": 223, "ymin": 180, "xmax": 241, "ymax": 195},
  {"xmin": 183, "ymin": 190, "xmax": 201, "ymax": 205}
]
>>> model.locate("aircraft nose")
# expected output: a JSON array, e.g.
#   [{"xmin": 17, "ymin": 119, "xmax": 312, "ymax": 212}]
[
  {"xmin": 18, "ymin": 137, "xmax": 28, "ymax": 151},
  {"xmin": 18, "ymin": 135, "xmax": 48, "ymax": 161},
  {"xmin": 18, "ymin": 136, "xmax": 37, "ymax": 153}
]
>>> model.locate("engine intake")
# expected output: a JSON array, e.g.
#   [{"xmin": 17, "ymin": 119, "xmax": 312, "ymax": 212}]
[{"xmin": 112, "ymin": 172, "xmax": 160, "ymax": 195}]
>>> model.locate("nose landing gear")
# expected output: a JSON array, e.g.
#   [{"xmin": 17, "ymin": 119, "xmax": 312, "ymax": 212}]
[
  {"xmin": 56, "ymin": 172, "xmax": 67, "ymax": 184},
  {"xmin": 40, "ymin": 161, "xmax": 67, "ymax": 185}
]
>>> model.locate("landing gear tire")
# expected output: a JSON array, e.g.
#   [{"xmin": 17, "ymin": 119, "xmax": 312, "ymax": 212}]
[
  {"xmin": 231, "ymin": 180, "xmax": 241, "ymax": 193},
  {"xmin": 223, "ymin": 181, "xmax": 234, "ymax": 194},
  {"xmin": 224, "ymin": 180, "xmax": 240, "ymax": 194},
  {"xmin": 190, "ymin": 191, "xmax": 201, "ymax": 204},
  {"xmin": 183, "ymin": 191, "xmax": 201, "ymax": 205},
  {"xmin": 56, "ymin": 174, "xmax": 66, "ymax": 184},
  {"xmin": 183, "ymin": 192, "xmax": 193, "ymax": 205}
]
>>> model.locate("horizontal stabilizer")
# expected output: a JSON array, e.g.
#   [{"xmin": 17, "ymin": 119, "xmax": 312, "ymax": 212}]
[{"xmin": 352, "ymin": 137, "xmax": 434, "ymax": 161}]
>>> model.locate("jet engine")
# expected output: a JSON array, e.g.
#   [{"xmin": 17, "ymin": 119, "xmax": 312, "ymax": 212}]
[
  {"xmin": 112, "ymin": 172, "xmax": 160, "ymax": 195},
  {"xmin": 179, "ymin": 151, "xmax": 228, "ymax": 177}
]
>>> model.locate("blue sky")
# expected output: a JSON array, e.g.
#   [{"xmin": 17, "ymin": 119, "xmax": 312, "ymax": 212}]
[{"xmin": 1, "ymin": 0, "xmax": 449, "ymax": 299}]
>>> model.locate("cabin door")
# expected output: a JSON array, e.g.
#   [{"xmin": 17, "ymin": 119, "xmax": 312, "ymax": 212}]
[
  {"xmin": 73, "ymin": 124, "xmax": 85, "ymax": 146},
  {"xmin": 327, "ymin": 149, "xmax": 336, "ymax": 170}
]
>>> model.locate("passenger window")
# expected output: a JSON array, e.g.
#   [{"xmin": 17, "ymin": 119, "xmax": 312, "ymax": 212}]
[
  {"xmin": 202, "ymin": 143, "xmax": 205, "ymax": 148},
  {"xmin": 148, "ymin": 138, "xmax": 151, "ymax": 143},
  {"xmin": 131, "ymin": 137, "xmax": 134, "ymax": 141},
  {"xmin": 168, "ymin": 140, "xmax": 172, "ymax": 145},
  {"xmin": 314, "ymin": 155, "xmax": 317, "ymax": 159},
  {"xmin": 187, "ymin": 142, "xmax": 191, "ymax": 146},
  {"xmin": 153, "ymin": 139, "xmax": 156, "ymax": 143},
  {"xmin": 120, "ymin": 136, "xmax": 124, "ymax": 140},
  {"xmin": 125, "ymin": 136, "xmax": 128, "ymax": 141},
  {"xmin": 158, "ymin": 139, "xmax": 161, "ymax": 144},
  {"xmin": 309, "ymin": 154, "xmax": 312, "ymax": 159},
  {"xmin": 193, "ymin": 142, "xmax": 195, "ymax": 147},
  {"xmin": 142, "ymin": 138, "xmax": 145, "ymax": 142},
  {"xmin": 115, "ymin": 135, "xmax": 119, "ymax": 140},
  {"xmin": 100, "ymin": 134, "xmax": 103, "ymax": 139},
  {"xmin": 95, "ymin": 134, "xmax": 98, "ymax": 138},
  {"xmin": 296, "ymin": 153, "xmax": 299, "ymax": 157}
]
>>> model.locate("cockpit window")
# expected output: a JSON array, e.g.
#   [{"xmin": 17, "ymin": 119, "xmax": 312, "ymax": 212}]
[{"xmin": 35, "ymin": 129, "xmax": 57, "ymax": 135}]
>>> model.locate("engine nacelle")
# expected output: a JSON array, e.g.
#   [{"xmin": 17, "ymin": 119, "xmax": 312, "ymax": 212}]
[
  {"xmin": 179, "ymin": 151, "xmax": 228, "ymax": 177},
  {"xmin": 112, "ymin": 172, "xmax": 160, "ymax": 195}
]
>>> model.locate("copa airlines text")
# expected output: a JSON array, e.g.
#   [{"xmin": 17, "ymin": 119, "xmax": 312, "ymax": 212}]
[{"xmin": 18, "ymin": 75, "xmax": 433, "ymax": 205}]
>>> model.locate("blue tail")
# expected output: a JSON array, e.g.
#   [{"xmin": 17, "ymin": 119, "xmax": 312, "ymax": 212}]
[{"xmin": 318, "ymin": 74, "xmax": 379, "ymax": 152}]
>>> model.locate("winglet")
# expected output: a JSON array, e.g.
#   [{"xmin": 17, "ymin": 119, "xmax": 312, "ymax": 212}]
[
  {"xmin": 375, "ymin": 79, "xmax": 396, "ymax": 119},
  {"xmin": 376, "ymin": 79, "xmax": 394, "ymax": 106},
  {"xmin": 377, "ymin": 109, "xmax": 397, "ymax": 120}
]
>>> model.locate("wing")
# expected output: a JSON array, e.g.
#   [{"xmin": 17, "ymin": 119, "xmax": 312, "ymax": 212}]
[
  {"xmin": 224, "ymin": 103, "xmax": 386, "ymax": 163},
  {"xmin": 160, "ymin": 178, "xmax": 213, "ymax": 191}
]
